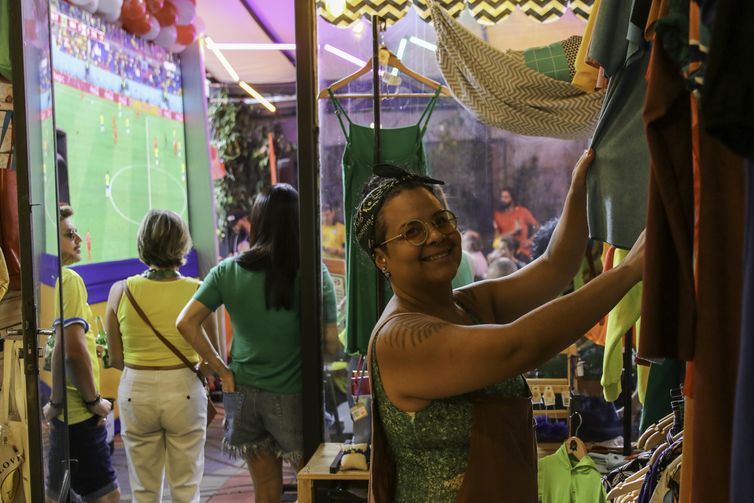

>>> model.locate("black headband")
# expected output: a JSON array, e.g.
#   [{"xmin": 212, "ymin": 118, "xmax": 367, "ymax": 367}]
[{"xmin": 353, "ymin": 163, "xmax": 445, "ymax": 254}]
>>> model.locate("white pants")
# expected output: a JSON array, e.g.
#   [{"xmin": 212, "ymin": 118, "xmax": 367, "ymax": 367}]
[{"xmin": 118, "ymin": 367, "xmax": 207, "ymax": 503}]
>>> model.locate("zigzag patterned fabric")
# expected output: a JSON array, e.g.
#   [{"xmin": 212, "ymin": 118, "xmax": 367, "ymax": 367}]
[
  {"xmin": 467, "ymin": 0, "xmax": 517, "ymax": 24},
  {"xmin": 362, "ymin": 0, "xmax": 411, "ymax": 26},
  {"xmin": 430, "ymin": 1, "xmax": 605, "ymax": 139},
  {"xmin": 413, "ymin": 0, "xmax": 465, "ymax": 21},
  {"xmin": 569, "ymin": 0, "xmax": 596, "ymax": 20},
  {"xmin": 519, "ymin": 0, "xmax": 567, "ymax": 23}
]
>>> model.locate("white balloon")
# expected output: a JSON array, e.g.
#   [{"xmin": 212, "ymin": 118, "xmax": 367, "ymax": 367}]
[
  {"xmin": 193, "ymin": 16, "xmax": 205, "ymax": 35},
  {"xmin": 170, "ymin": 43, "xmax": 187, "ymax": 54},
  {"xmin": 155, "ymin": 24, "xmax": 177, "ymax": 49},
  {"xmin": 170, "ymin": 0, "xmax": 195, "ymax": 25},
  {"xmin": 97, "ymin": 0, "xmax": 123, "ymax": 18},
  {"xmin": 143, "ymin": 16, "xmax": 161, "ymax": 41},
  {"xmin": 82, "ymin": 0, "xmax": 99, "ymax": 14}
]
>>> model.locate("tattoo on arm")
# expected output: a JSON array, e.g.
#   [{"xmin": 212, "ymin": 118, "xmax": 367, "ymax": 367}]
[{"xmin": 383, "ymin": 316, "xmax": 448, "ymax": 349}]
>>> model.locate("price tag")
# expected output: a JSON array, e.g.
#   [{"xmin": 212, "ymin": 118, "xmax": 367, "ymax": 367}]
[
  {"xmin": 543, "ymin": 386, "xmax": 556, "ymax": 406},
  {"xmin": 561, "ymin": 393, "xmax": 571, "ymax": 407},
  {"xmin": 531, "ymin": 386, "xmax": 543, "ymax": 405},
  {"xmin": 576, "ymin": 359, "xmax": 585, "ymax": 377},
  {"xmin": 350, "ymin": 402, "xmax": 369, "ymax": 422}
]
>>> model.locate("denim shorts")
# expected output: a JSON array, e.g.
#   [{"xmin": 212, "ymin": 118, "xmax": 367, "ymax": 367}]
[
  {"xmin": 222, "ymin": 384, "xmax": 303, "ymax": 466},
  {"xmin": 46, "ymin": 415, "xmax": 118, "ymax": 501}
]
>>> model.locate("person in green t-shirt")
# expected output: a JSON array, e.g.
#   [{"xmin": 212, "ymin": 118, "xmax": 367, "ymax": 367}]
[{"xmin": 177, "ymin": 184, "xmax": 337, "ymax": 503}]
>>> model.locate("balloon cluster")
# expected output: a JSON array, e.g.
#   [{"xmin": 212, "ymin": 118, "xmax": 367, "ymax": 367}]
[{"xmin": 66, "ymin": 0, "xmax": 204, "ymax": 53}]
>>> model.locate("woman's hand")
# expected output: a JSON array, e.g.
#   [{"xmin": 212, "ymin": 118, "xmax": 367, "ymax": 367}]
[
  {"xmin": 620, "ymin": 230, "xmax": 646, "ymax": 283},
  {"xmin": 571, "ymin": 149, "xmax": 595, "ymax": 187},
  {"xmin": 220, "ymin": 368, "xmax": 236, "ymax": 393}
]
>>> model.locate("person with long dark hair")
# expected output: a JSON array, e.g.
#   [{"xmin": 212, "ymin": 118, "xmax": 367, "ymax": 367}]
[{"xmin": 177, "ymin": 184, "xmax": 337, "ymax": 503}]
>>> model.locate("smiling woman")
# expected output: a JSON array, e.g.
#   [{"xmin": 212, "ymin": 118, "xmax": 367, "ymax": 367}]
[{"xmin": 358, "ymin": 155, "xmax": 646, "ymax": 502}]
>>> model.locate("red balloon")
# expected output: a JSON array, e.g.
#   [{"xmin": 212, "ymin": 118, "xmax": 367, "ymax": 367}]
[
  {"xmin": 146, "ymin": 0, "xmax": 164, "ymax": 13},
  {"xmin": 175, "ymin": 24, "xmax": 196, "ymax": 46},
  {"xmin": 123, "ymin": 16, "xmax": 151, "ymax": 35},
  {"xmin": 154, "ymin": 1, "xmax": 177, "ymax": 26},
  {"xmin": 121, "ymin": 0, "xmax": 147, "ymax": 22}
]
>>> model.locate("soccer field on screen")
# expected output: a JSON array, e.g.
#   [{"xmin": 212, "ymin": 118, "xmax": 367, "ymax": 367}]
[{"xmin": 53, "ymin": 83, "xmax": 188, "ymax": 263}]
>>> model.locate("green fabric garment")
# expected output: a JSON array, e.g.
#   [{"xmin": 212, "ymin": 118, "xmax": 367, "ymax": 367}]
[
  {"xmin": 451, "ymin": 250, "xmax": 474, "ymax": 289},
  {"xmin": 523, "ymin": 35, "xmax": 581, "ymax": 82},
  {"xmin": 639, "ymin": 359, "xmax": 684, "ymax": 432},
  {"xmin": 538, "ymin": 444, "xmax": 607, "ymax": 503},
  {"xmin": 601, "ymin": 248, "xmax": 642, "ymax": 402},
  {"xmin": 0, "ymin": 0, "xmax": 10, "ymax": 81},
  {"xmin": 332, "ymin": 92, "xmax": 440, "ymax": 355},
  {"xmin": 195, "ymin": 258, "xmax": 336, "ymax": 394},
  {"xmin": 371, "ymin": 317, "xmax": 528, "ymax": 502}
]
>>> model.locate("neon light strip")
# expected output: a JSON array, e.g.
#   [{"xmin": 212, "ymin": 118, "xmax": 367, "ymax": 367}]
[
  {"xmin": 391, "ymin": 38, "xmax": 408, "ymax": 76},
  {"xmin": 323, "ymin": 44, "xmax": 367, "ymax": 67},
  {"xmin": 409, "ymin": 36, "xmax": 437, "ymax": 52},
  {"xmin": 239, "ymin": 81, "xmax": 276, "ymax": 112},
  {"xmin": 206, "ymin": 36, "xmax": 239, "ymax": 81},
  {"xmin": 206, "ymin": 42, "xmax": 296, "ymax": 51}
]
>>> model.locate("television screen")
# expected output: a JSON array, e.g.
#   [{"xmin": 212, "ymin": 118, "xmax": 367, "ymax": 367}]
[{"xmin": 49, "ymin": 0, "xmax": 188, "ymax": 263}]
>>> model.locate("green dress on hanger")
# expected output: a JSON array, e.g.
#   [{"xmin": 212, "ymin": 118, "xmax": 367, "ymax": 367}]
[{"xmin": 330, "ymin": 89, "xmax": 441, "ymax": 355}]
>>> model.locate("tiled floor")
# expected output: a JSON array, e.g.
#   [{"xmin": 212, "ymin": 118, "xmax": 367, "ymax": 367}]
[{"xmin": 113, "ymin": 401, "xmax": 297, "ymax": 502}]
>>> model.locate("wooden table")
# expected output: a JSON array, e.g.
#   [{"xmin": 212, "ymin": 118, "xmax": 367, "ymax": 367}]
[{"xmin": 297, "ymin": 443, "xmax": 370, "ymax": 503}]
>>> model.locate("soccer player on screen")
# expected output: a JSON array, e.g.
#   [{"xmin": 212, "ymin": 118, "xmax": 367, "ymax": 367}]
[
  {"xmin": 105, "ymin": 171, "xmax": 111, "ymax": 199},
  {"xmin": 85, "ymin": 231, "xmax": 92, "ymax": 262}
]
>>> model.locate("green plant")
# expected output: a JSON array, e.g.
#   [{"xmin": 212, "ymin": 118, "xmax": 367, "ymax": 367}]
[{"xmin": 208, "ymin": 88, "xmax": 296, "ymax": 239}]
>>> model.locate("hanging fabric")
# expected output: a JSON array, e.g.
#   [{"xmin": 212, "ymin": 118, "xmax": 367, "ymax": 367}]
[
  {"xmin": 0, "ymin": 82, "xmax": 19, "ymax": 291},
  {"xmin": 333, "ymin": 89, "xmax": 442, "ymax": 355},
  {"xmin": 429, "ymin": 1, "xmax": 606, "ymax": 140},
  {"xmin": 585, "ymin": 0, "xmax": 651, "ymax": 249}
]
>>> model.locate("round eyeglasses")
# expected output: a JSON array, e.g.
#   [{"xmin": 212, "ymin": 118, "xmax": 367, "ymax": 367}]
[{"xmin": 377, "ymin": 210, "xmax": 458, "ymax": 249}]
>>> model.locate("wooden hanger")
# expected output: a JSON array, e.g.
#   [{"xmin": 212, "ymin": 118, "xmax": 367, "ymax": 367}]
[
  {"xmin": 318, "ymin": 46, "xmax": 452, "ymax": 99},
  {"xmin": 565, "ymin": 436, "xmax": 587, "ymax": 461}
]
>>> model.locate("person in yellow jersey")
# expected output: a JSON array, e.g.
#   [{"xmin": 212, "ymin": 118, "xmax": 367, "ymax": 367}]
[
  {"xmin": 105, "ymin": 209, "xmax": 219, "ymax": 502},
  {"xmin": 45, "ymin": 205, "xmax": 120, "ymax": 502},
  {"xmin": 321, "ymin": 202, "xmax": 346, "ymax": 258}
]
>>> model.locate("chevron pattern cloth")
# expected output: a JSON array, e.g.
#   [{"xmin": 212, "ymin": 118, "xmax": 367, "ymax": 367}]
[
  {"xmin": 519, "ymin": 0, "xmax": 567, "ymax": 23},
  {"xmin": 362, "ymin": 0, "xmax": 411, "ymax": 25},
  {"xmin": 569, "ymin": 0, "xmax": 596, "ymax": 20},
  {"xmin": 413, "ymin": 0, "xmax": 465, "ymax": 21},
  {"xmin": 467, "ymin": 0, "xmax": 517, "ymax": 24},
  {"xmin": 318, "ymin": 0, "xmax": 596, "ymax": 25},
  {"xmin": 430, "ymin": 1, "xmax": 605, "ymax": 139}
]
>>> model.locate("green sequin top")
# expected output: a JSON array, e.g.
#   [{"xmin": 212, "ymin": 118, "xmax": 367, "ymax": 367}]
[{"xmin": 370, "ymin": 325, "xmax": 529, "ymax": 502}]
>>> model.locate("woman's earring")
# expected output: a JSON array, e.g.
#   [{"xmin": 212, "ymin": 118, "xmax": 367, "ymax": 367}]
[{"xmin": 380, "ymin": 266, "xmax": 391, "ymax": 279}]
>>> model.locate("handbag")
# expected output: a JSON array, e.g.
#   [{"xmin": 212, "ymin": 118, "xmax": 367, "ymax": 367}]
[
  {"xmin": 1, "ymin": 340, "xmax": 28, "ymax": 503},
  {"xmin": 123, "ymin": 285, "xmax": 217, "ymax": 426}
]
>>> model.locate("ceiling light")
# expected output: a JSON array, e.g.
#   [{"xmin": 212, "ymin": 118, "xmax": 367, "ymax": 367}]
[
  {"xmin": 325, "ymin": 0, "xmax": 346, "ymax": 17},
  {"xmin": 352, "ymin": 20, "xmax": 364, "ymax": 34},
  {"xmin": 409, "ymin": 36, "xmax": 437, "ymax": 52},
  {"xmin": 324, "ymin": 44, "xmax": 366, "ymax": 67},
  {"xmin": 239, "ymin": 82, "xmax": 276, "ymax": 113},
  {"xmin": 206, "ymin": 36, "xmax": 239, "ymax": 81},
  {"xmin": 206, "ymin": 42, "xmax": 296, "ymax": 51},
  {"xmin": 391, "ymin": 38, "xmax": 408, "ymax": 76}
]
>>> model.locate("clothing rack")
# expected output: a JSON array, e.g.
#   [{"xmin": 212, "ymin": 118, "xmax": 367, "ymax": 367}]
[
  {"xmin": 622, "ymin": 329, "xmax": 632, "ymax": 455},
  {"xmin": 373, "ymin": 15, "xmax": 386, "ymax": 317}
]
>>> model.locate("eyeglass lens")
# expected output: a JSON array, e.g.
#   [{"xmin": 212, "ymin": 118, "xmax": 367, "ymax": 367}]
[{"xmin": 403, "ymin": 211, "xmax": 457, "ymax": 246}]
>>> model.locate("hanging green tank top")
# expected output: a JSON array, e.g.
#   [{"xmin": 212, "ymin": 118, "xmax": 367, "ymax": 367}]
[
  {"xmin": 330, "ymin": 90, "xmax": 441, "ymax": 355},
  {"xmin": 369, "ymin": 306, "xmax": 529, "ymax": 503}
]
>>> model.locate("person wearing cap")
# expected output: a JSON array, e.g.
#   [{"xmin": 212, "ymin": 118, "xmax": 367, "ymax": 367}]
[
  {"xmin": 226, "ymin": 208, "xmax": 251, "ymax": 255},
  {"xmin": 356, "ymin": 153, "xmax": 645, "ymax": 502}
]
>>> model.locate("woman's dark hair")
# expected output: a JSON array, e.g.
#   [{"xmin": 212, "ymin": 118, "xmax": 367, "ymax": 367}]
[
  {"xmin": 236, "ymin": 184, "xmax": 299, "ymax": 310},
  {"xmin": 360, "ymin": 176, "xmax": 447, "ymax": 253},
  {"xmin": 531, "ymin": 218, "xmax": 559, "ymax": 260}
]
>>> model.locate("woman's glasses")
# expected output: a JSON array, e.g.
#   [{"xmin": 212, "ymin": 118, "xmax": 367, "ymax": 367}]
[{"xmin": 377, "ymin": 210, "xmax": 458, "ymax": 249}]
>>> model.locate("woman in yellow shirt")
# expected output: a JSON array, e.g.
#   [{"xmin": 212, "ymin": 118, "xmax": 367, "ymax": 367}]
[{"xmin": 105, "ymin": 210, "xmax": 218, "ymax": 502}]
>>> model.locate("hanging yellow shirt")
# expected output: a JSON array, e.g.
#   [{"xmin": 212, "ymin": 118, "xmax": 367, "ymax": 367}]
[
  {"xmin": 118, "ymin": 275, "xmax": 200, "ymax": 367},
  {"xmin": 321, "ymin": 222, "xmax": 346, "ymax": 257},
  {"xmin": 53, "ymin": 267, "xmax": 99, "ymax": 425}
]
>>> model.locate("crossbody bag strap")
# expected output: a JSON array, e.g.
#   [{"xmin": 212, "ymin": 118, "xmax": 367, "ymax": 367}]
[{"xmin": 123, "ymin": 284, "xmax": 202, "ymax": 382}]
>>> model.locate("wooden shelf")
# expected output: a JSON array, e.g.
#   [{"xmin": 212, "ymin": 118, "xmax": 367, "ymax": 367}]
[{"xmin": 298, "ymin": 443, "xmax": 369, "ymax": 503}]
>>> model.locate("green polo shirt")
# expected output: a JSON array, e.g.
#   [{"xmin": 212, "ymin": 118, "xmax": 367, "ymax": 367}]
[{"xmin": 538, "ymin": 444, "xmax": 607, "ymax": 503}]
